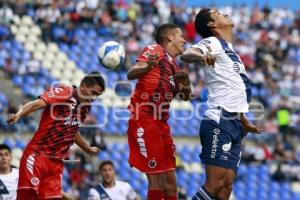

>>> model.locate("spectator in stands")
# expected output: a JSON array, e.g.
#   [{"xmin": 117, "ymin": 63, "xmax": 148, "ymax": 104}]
[
  {"xmin": 177, "ymin": 187, "xmax": 187, "ymax": 200},
  {"xmin": 88, "ymin": 160, "xmax": 139, "ymax": 200},
  {"xmin": 90, "ymin": 129, "xmax": 107, "ymax": 151},
  {"xmin": 272, "ymin": 135, "xmax": 296, "ymax": 163},
  {"xmin": 272, "ymin": 164, "xmax": 286, "ymax": 182},
  {"xmin": 3, "ymin": 57, "xmax": 14, "ymax": 78},
  {"xmin": 61, "ymin": 22, "xmax": 77, "ymax": 45},
  {"xmin": 0, "ymin": 144, "xmax": 18, "ymax": 200},
  {"xmin": 276, "ymin": 97, "xmax": 291, "ymax": 135},
  {"xmin": 0, "ymin": 2, "xmax": 13, "ymax": 25}
]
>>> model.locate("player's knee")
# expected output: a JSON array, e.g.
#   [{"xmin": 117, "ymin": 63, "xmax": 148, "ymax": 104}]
[
  {"xmin": 224, "ymin": 180, "xmax": 233, "ymax": 193},
  {"xmin": 163, "ymin": 179, "xmax": 177, "ymax": 195},
  {"xmin": 205, "ymin": 177, "xmax": 226, "ymax": 195},
  {"xmin": 147, "ymin": 174, "xmax": 164, "ymax": 189}
]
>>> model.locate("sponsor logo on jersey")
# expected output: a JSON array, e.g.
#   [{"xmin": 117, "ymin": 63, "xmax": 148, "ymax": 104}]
[
  {"xmin": 64, "ymin": 117, "xmax": 83, "ymax": 127},
  {"xmin": 136, "ymin": 127, "xmax": 147, "ymax": 158},
  {"xmin": 169, "ymin": 76, "xmax": 175, "ymax": 87},
  {"xmin": 211, "ymin": 128, "xmax": 220, "ymax": 158},
  {"xmin": 222, "ymin": 142, "xmax": 232, "ymax": 152},
  {"xmin": 26, "ymin": 154, "xmax": 35, "ymax": 175}
]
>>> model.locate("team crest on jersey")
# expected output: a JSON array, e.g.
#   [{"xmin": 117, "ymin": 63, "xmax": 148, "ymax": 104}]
[
  {"xmin": 148, "ymin": 159, "xmax": 157, "ymax": 168},
  {"xmin": 169, "ymin": 76, "xmax": 175, "ymax": 87},
  {"xmin": 31, "ymin": 177, "xmax": 40, "ymax": 186},
  {"xmin": 69, "ymin": 97, "xmax": 77, "ymax": 109}
]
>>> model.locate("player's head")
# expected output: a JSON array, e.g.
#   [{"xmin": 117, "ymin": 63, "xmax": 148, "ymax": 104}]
[
  {"xmin": 155, "ymin": 23, "xmax": 186, "ymax": 56},
  {"xmin": 0, "ymin": 144, "xmax": 12, "ymax": 173},
  {"xmin": 79, "ymin": 71, "xmax": 105, "ymax": 103},
  {"xmin": 99, "ymin": 160, "xmax": 115, "ymax": 184},
  {"xmin": 195, "ymin": 8, "xmax": 234, "ymax": 38}
]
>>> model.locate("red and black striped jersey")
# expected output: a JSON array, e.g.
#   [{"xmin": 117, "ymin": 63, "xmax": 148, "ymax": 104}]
[
  {"xmin": 26, "ymin": 85, "xmax": 90, "ymax": 159},
  {"xmin": 129, "ymin": 44, "xmax": 180, "ymax": 121}
]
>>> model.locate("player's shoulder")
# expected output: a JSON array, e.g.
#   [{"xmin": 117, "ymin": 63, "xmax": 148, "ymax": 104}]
[
  {"xmin": 116, "ymin": 180, "xmax": 131, "ymax": 188},
  {"xmin": 143, "ymin": 44, "xmax": 165, "ymax": 56},
  {"xmin": 47, "ymin": 85, "xmax": 74, "ymax": 98},
  {"xmin": 192, "ymin": 36, "xmax": 223, "ymax": 53},
  {"xmin": 198, "ymin": 37, "xmax": 221, "ymax": 47}
]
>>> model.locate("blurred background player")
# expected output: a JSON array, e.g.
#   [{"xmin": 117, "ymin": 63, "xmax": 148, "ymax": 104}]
[
  {"xmin": 7, "ymin": 72, "xmax": 105, "ymax": 200},
  {"xmin": 181, "ymin": 8, "xmax": 262, "ymax": 200},
  {"xmin": 127, "ymin": 23, "xmax": 191, "ymax": 200},
  {"xmin": 0, "ymin": 144, "xmax": 18, "ymax": 200},
  {"xmin": 88, "ymin": 160, "xmax": 139, "ymax": 200}
]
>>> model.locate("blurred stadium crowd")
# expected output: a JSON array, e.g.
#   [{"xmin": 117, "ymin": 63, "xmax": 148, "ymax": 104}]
[{"xmin": 0, "ymin": 0, "xmax": 300, "ymax": 199}]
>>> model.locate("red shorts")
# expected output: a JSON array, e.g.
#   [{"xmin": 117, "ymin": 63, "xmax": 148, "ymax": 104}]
[
  {"xmin": 127, "ymin": 119, "xmax": 176, "ymax": 174},
  {"xmin": 17, "ymin": 149, "xmax": 63, "ymax": 199}
]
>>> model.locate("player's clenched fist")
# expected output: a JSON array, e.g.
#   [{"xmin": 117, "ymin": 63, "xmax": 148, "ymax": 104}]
[
  {"xmin": 174, "ymin": 70, "xmax": 190, "ymax": 86},
  {"xmin": 146, "ymin": 52, "xmax": 160, "ymax": 69},
  {"xmin": 202, "ymin": 53, "xmax": 216, "ymax": 66},
  {"xmin": 7, "ymin": 113, "xmax": 20, "ymax": 125},
  {"xmin": 88, "ymin": 146, "xmax": 100, "ymax": 156}
]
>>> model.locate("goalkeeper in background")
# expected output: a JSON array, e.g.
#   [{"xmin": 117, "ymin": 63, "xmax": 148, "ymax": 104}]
[{"xmin": 127, "ymin": 23, "xmax": 191, "ymax": 200}]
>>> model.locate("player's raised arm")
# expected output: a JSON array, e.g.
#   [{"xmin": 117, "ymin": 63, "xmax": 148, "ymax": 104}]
[
  {"xmin": 181, "ymin": 47, "xmax": 216, "ymax": 65},
  {"xmin": 7, "ymin": 99, "xmax": 47, "ymax": 125},
  {"xmin": 75, "ymin": 131, "xmax": 100, "ymax": 156},
  {"xmin": 240, "ymin": 113, "xmax": 263, "ymax": 134},
  {"xmin": 127, "ymin": 53, "xmax": 159, "ymax": 80}
]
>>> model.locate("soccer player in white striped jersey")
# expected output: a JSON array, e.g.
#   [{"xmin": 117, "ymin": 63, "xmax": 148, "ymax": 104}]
[
  {"xmin": 0, "ymin": 144, "xmax": 18, "ymax": 200},
  {"xmin": 181, "ymin": 8, "xmax": 262, "ymax": 200}
]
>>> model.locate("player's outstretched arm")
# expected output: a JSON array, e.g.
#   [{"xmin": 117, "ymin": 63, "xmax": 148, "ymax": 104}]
[
  {"xmin": 75, "ymin": 132, "xmax": 100, "ymax": 156},
  {"xmin": 127, "ymin": 53, "xmax": 159, "ymax": 80},
  {"xmin": 7, "ymin": 99, "xmax": 47, "ymax": 125},
  {"xmin": 240, "ymin": 113, "xmax": 263, "ymax": 134},
  {"xmin": 181, "ymin": 47, "xmax": 215, "ymax": 65}
]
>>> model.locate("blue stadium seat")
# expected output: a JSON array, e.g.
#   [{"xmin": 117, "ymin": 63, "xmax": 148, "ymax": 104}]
[
  {"xmin": 0, "ymin": 59, "xmax": 4, "ymax": 69},
  {"xmin": 24, "ymin": 76, "xmax": 36, "ymax": 85},
  {"xmin": 15, "ymin": 139, "xmax": 26, "ymax": 149},
  {"xmin": 3, "ymin": 138, "xmax": 14, "ymax": 148},
  {"xmin": 3, "ymin": 41, "xmax": 11, "ymax": 50},
  {"xmin": 12, "ymin": 75, "xmax": 23, "ymax": 86},
  {"xmin": 0, "ymin": 92, "xmax": 7, "ymax": 104},
  {"xmin": 75, "ymin": 28, "xmax": 85, "ymax": 38}
]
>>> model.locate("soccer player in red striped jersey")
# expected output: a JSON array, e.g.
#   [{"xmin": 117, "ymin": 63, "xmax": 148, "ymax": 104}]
[
  {"xmin": 127, "ymin": 23, "xmax": 191, "ymax": 200},
  {"xmin": 7, "ymin": 72, "xmax": 105, "ymax": 200}
]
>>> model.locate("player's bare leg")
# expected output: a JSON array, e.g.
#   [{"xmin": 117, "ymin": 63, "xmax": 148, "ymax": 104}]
[
  {"xmin": 162, "ymin": 170, "xmax": 177, "ymax": 200},
  {"xmin": 147, "ymin": 173, "xmax": 164, "ymax": 200},
  {"xmin": 215, "ymin": 169, "xmax": 235, "ymax": 200},
  {"xmin": 17, "ymin": 189, "xmax": 38, "ymax": 200},
  {"xmin": 192, "ymin": 165, "xmax": 227, "ymax": 200}
]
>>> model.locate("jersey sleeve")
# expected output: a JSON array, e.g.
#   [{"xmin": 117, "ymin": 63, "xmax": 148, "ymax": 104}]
[
  {"xmin": 125, "ymin": 183, "xmax": 137, "ymax": 200},
  {"xmin": 87, "ymin": 188, "xmax": 100, "ymax": 200},
  {"xmin": 39, "ymin": 86, "xmax": 72, "ymax": 105},
  {"xmin": 191, "ymin": 37, "xmax": 223, "ymax": 55},
  {"xmin": 136, "ymin": 44, "xmax": 164, "ymax": 62}
]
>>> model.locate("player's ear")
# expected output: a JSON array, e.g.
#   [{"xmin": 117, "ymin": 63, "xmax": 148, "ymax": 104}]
[
  {"xmin": 207, "ymin": 21, "xmax": 217, "ymax": 28},
  {"xmin": 166, "ymin": 32, "xmax": 173, "ymax": 42}
]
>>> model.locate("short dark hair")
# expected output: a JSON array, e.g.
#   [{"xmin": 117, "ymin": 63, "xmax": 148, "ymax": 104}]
[
  {"xmin": 0, "ymin": 144, "xmax": 11, "ymax": 154},
  {"xmin": 99, "ymin": 160, "xmax": 114, "ymax": 171},
  {"xmin": 81, "ymin": 71, "xmax": 105, "ymax": 91},
  {"xmin": 195, "ymin": 8, "xmax": 214, "ymax": 38},
  {"xmin": 155, "ymin": 23, "xmax": 179, "ymax": 44}
]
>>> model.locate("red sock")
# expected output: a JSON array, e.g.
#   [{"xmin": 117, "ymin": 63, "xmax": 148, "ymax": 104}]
[
  {"xmin": 148, "ymin": 189, "xmax": 164, "ymax": 200},
  {"xmin": 165, "ymin": 195, "xmax": 177, "ymax": 200}
]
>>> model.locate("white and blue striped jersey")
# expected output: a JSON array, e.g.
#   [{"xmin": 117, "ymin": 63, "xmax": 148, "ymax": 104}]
[
  {"xmin": 0, "ymin": 168, "xmax": 18, "ymax": 200},
  {"xmin": 192, "ymin": 36, "xmax": 251, "ymax": 121}
]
